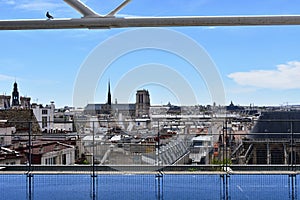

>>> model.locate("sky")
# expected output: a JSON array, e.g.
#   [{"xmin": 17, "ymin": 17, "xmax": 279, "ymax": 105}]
[{"xmin": 1, "ymin": 0, "xmax": 300, "ymax": 108}]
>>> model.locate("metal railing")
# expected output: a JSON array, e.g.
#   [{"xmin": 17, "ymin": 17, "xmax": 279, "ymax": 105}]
[{"xmin": 1, "ymin": 118, "xmax": 300, "ymax": 199}]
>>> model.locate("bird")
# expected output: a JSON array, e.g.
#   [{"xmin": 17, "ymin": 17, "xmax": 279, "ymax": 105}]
[{"xmin": 46, "ymin": 11, "xmax": 54, "ymax": 20}]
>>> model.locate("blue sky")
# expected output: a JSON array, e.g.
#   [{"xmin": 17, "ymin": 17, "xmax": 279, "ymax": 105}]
[{"xmin": 1, "ymin": 0, "xmax": 300, "ymax": 108}]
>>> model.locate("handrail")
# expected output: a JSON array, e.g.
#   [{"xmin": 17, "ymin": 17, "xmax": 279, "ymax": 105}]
[{"xmin": 1, "ymin": 15, "xmax": 300, "ymax": 30}]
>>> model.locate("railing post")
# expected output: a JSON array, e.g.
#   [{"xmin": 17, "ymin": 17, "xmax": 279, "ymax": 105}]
[
  {"xmin": 156, "ymin": 120, "xmax": 160, "ymax": 166},
  {"xmin": 155, "ymin": 171, "xmax": 163, "ymax": 200},
  {"xmin": 220, "ymin": 174, "xmax": 230, "ymax": 200},
  {"xmin": 26, "ymin": 121, "xmax": 33, "ymax": 200},
  {"xmin": 91, "ymin": 120, "xmax": 97, "ymax": 200},
  {"xmin": 289, "ymin": 174, "xmax": 297, "ymax": 200}
]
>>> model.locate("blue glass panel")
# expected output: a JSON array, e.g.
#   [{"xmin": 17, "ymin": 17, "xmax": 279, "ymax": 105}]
[
  {"xmin": 229, "ymin": 175, "xmax": 289, "ymax": 200},
  {"xmin": 163, "ymin": 174, "xmax": 221, "ymax": 200},
  {"xmin": 97, "ymin": 174, "xmax": 156, "ymax": 200},
  {"xmin": 33, "ymin": 174, "xmax": 90, "ymax": 200},
  {"xmin": 0, "ymin": 174, "xmax": 27, "ymax": 200},
  {"xmin": 0, "ymin": 173, "xmax": 296, "ymax": 200}
]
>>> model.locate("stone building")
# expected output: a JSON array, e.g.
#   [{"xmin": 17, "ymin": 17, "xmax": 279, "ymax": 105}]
[
  {"xmin": 0, "ymin": 109, "xmax": 40, "ymax": 133},
  {"xmin": 84, "ymin": 82, "xmax": 150, "ymax": 119},
  {"xmin": 231, "ymin": 111, "xmax": 300, "ymax": 165},
  {"xmin": 24, "ymin": 141, "xmax": 75, "ymax": 165},
  {"xmin": 20, "ymin": 96, "xmax": 31, "ymax": 109},
  {"xmin": 0, "ymin": 95, "xmax": 11, "ymax": 109},
  {"xmin": 135, "ymin": 89, "xmax": 150, "ymax": 118},
  {"xmin": 0, "ymin": 147, "xmax": 22, "ymax": 165}
]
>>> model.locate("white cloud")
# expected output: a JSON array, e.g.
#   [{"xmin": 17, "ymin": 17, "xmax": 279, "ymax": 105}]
[
  {"xmin": 15, "ymin": 1, "xmax": 64, "ymax": 12},
  {"xmin": 228, "ymin": 61, "xmax": 300, "ymax": 89},
  {"xmin": 3, "ymin": 0, "xmax": 15, "ymax": 5},
  {"xmin": 0, "ymin": 0, "xmax": 66, "ymax": 12},
  {"xmin": 0, "ymin": 74, "xmax": 14, "ymax": 81}
]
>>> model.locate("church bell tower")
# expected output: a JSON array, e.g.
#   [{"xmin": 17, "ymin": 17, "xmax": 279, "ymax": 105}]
[{"xmin": 12, "ymin": 81, "xmax": 20, "ymax": 107}]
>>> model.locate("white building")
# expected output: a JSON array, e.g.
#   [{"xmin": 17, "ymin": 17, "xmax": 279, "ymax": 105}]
[
  {"xmin": 189, "ymin": 135, "xmax": 213, "ymax": 164},
  {"xmin": 32, "ymin": 102, "xmax": 55, "ymax": 133},
  {"xmin": 30, "ymin": 142, "xmax": 75, "ymax": 165},
  {"xmin": 54, "ymin": 109, "xmax": 75, "ymax": 133}
]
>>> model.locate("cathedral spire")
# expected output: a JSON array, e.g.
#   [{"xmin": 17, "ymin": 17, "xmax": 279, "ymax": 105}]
[{"xmin": 107, "ymin": 80, "xmax": 111, "ymax": 105}]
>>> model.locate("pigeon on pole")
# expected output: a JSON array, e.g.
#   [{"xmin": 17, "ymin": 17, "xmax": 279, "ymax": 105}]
[{"xmin": 46, "ymin": 11, "xmax": 54, "ymax": 19}]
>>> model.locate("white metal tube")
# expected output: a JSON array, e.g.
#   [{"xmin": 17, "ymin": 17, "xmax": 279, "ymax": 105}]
[
  {"xmin": 63, "ymin": 0, "xmax": 100, "ymax": 17},
  {"xmin": 107, "ymin": 0, "xmax": 132, "ymax": 17},
  {"xmin": 1, "ymin": 15, "xmax": 300, "ymax": 30}
]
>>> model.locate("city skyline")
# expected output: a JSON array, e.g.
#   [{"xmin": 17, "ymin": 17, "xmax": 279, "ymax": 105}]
[{"xmin": 1, "ymin": 0, "xmax": 300, "ymax": 107}]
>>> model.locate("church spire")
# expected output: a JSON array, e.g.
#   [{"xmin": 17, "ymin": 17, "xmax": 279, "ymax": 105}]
[{"xmin": 107, "ymin": 80, "xmax": 111, "ymax": 105}]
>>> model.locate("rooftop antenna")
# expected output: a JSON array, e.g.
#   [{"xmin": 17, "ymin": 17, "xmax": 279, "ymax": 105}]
[{"xmin": 63, "ymin": 0, "xmax": 132, "ymax": 18}]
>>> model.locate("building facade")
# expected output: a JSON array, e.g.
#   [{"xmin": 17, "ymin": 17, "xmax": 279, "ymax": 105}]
[
  {"xmin": 0, "ymin": 95, "xmax": 11, "ymax": 109},
  {"xmin": 20, "ymin": 97, "xmax": 31, "ymax": 109},
  {"xmin": 26, "ymin": 142, "xmax": 75, "ymax": 165},
  {"xmin": 32, "ymin": 102, "xmax": 55, "ymax": 133},
  {"xmin": 231, "ymin": 111, "xmax": 300, "ymax": 165},
  {"xmin": 135, "ymin": 89, "xmax": 150, "ymax": 118},
  {"xmin": 84, "ymin": 82, "xmax": 150, "ymax": 119}
]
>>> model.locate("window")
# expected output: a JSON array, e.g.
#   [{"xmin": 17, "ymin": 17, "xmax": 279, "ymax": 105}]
[
  {"xmin": 45, "ymin": 157, "xmax": 57, "ymax": 165},
  {"xmin": 62, "ymin": 154, "xmax": 67, "ymax": 165},
  {"xmin": 42, "ymin": 116, "xmax": 47, "ymax": 128},
  {"xmin": 42, "ymin": 109, "xmax": 48, "ymax": 115}
]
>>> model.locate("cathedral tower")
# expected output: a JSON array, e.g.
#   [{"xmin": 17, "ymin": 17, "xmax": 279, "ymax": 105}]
[{"xmin": 135, "ymin": 90, "xmax": 150, "ymax": 118}]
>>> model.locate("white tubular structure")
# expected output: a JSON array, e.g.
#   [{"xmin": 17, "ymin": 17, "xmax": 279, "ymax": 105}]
[
  {"xmin": 63, "ymin": 0, "xmax": 131, "ymax": 18},
  {"xmin": 1, "ymin": 0, "xmax": 300, "ymax": 30},
  {"xmin": 63, "ymin": 0, "xmax": 100, "ymax": 18},
  {"xmin": 107, "ymin": 0, "xmax": 132, "ymax": 17},
  {"xmin": 1, "ymin": 15, "xmax": 300, "ymax": 30}
]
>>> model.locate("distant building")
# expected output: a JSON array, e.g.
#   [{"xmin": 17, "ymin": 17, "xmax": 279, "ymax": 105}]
[
  {"xmin": 2, "ymin": 81, "xmax": 31, "ymax": 110},
  {"xmin": 0, "ymin": 147, "xmax": 22, "ymax": 165},
  {"xmin": 11, "ymin": 82, "xmax": 20, "ymax": 107},
  {"xmin": 20, "ymin": 96, "xmax": 31, "ymax": 109},
  {"xmin": 0, "ymin": 126, "xmax": 16, "ymax": 146},
  {"xmin": 32, "ymin": 102, "xmax": 55, "ymax": 133},
  {"xmin": 226, "ymin": 101, "xmax": 244, "ymax": 112},
  {"xmin": 0, "ymin": 95, "xmax": 11, "ymax": 109},
  {"xmin": 232, "ymin": 111, "xmax": 300, "ymax": 165},
  {"xmin": 53, "ymin": 108, "xmax": 75, "ymax": 132},
  {"xmin": 85, "ymin": 103, "xmax": 136, "ymax": 117},
  {"xmin": 166, "ymin": 102, "xmax": 181, "ymax": 115},
  {"xmin": 135, "ymin": 90, "xmax": 150, "ymax": 118},
  {"xmin": 24, "ymin": 141, "xmax": 75, "ymax": 165},
  {"xmin": 0, "ymin": 109, "xmax": 41, "ymax": 134},
  {"xmin": 84, "ymin": 82, "xmax": 150, "ymax": 119},
  {"xmin": 250, "ymin": 111, "xmax": 300, "ymax": 139}
]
